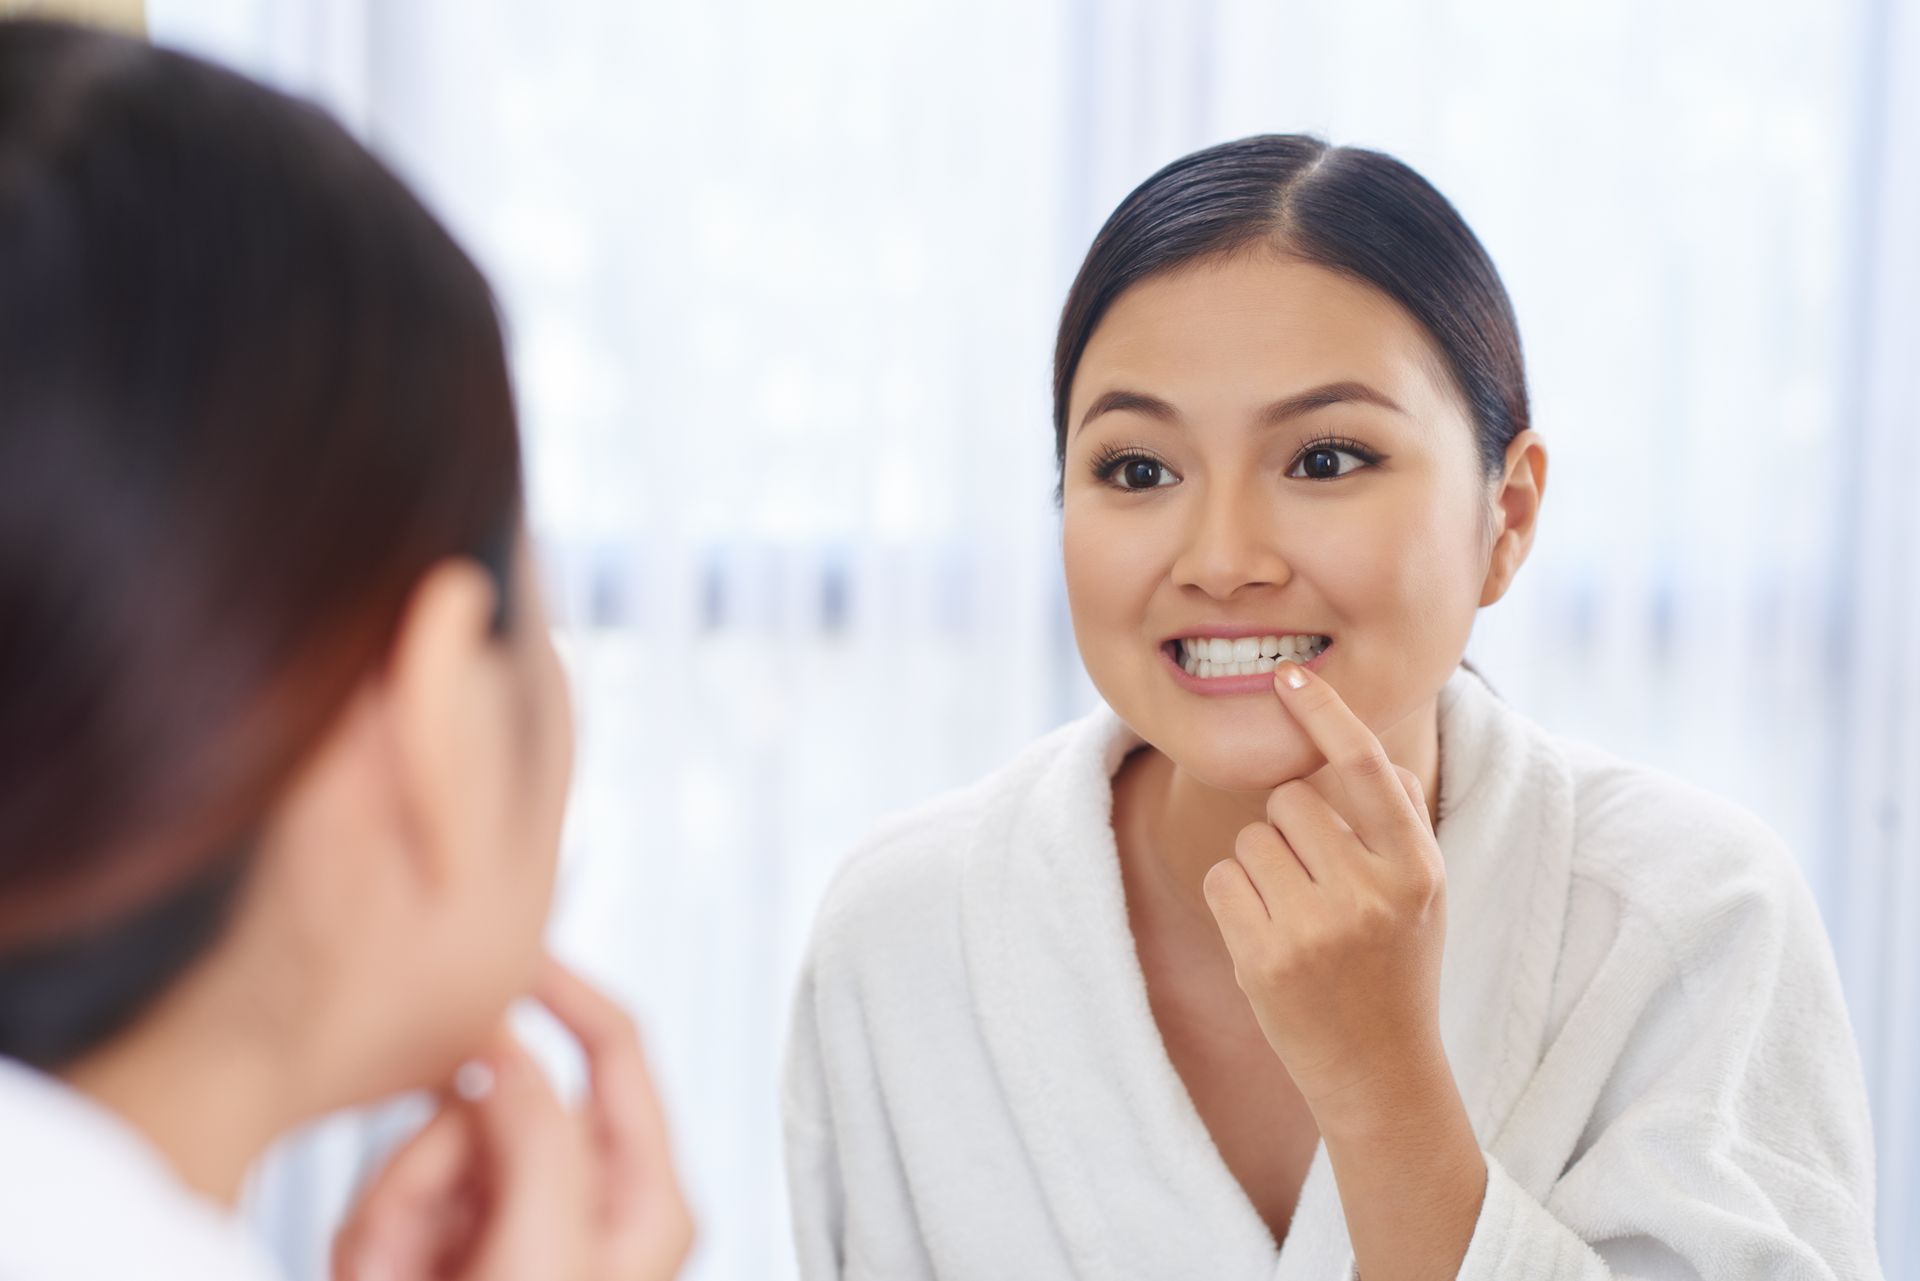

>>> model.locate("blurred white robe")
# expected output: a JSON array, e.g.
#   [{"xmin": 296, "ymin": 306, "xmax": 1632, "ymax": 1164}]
[
  {"xmin": 783, "ymin": 666, "xmax": 1881, "ymax": 1279},
  {"xmin": 0, "ymin": 1056, "xmax": 284, "ymax": 1281}
]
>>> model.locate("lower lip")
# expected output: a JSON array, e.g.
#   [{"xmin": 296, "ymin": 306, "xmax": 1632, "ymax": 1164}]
[{"xmin": 1162, "ymin": 642, "xmax": 1334, "ymax": 696}]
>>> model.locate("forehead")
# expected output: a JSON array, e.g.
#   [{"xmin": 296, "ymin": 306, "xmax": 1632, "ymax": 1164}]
[{"xmin": 1071, "ymin": 251, "xmax": 1460, "ymax": 428}]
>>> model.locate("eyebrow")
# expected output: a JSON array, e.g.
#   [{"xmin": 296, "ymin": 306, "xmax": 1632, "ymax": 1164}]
[{"xmin": 1074, "ymin": 379, "xmax": 1407, "ymax": 439}]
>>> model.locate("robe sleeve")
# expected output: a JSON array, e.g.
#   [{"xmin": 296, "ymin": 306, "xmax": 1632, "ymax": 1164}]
[{"xmin": 1449, "ymin": 829, "xmax": 1880, "ymax": 1280}]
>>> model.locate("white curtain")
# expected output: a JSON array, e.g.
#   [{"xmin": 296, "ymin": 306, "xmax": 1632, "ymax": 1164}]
[
  {"xmin": 144, "ymin": 2, "xmax": 1914, "ymax": 1276},
  {"xmin": 1836, "ymin": 0, "xmax": 1920, "ymax": 1271}
]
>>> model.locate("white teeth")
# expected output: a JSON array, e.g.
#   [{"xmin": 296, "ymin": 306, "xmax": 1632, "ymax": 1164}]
[{"xmin": 1178, "ymin": 634, "xmax": 1329, "ymax": 679}]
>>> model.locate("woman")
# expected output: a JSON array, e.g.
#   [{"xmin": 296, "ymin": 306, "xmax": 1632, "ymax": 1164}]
[
  {"xmin": 784, "ymin": 136, "xmax": 1880, "ymax": 1279},
  {"xmin": 0, "ymin": 21, "xmax": 691, "ymax": 1281}
]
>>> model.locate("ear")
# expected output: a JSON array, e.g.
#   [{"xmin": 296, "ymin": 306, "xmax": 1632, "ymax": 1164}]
[
  {"xmin": 1478, "ymin": 430, "xmax": 1548, "ymax": 608},
  {"xmin": 382, "ymin": 560, "xmax": 507, "ymax": 894}
]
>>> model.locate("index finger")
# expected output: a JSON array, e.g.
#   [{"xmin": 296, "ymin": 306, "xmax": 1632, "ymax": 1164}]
[
  {"xmin": 1272, "ymin": 659, "xmax": 1422, "ymax": 849},
  {"xmin": 533, "ymin": 958, "xmax": 686, "ymax": 1230}
]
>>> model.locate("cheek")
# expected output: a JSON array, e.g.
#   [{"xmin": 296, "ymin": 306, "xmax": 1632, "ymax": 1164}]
[
  {"xmin": 1319, "ymin": 497, "xmax": 1479, "ymax": 636},
  {"xmin": 1062, "ymin": 507, "xmax": 1165, "ymax": 666}
]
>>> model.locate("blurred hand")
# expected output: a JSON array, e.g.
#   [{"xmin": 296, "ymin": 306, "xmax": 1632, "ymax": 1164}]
[{"xmin": 331, "ymin": 959, "xmax": 695, "ymax": 1281}]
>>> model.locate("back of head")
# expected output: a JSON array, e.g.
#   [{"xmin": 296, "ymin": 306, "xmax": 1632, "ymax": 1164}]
[{"xmin": 0, "ymin": 20, "xmax": 522, "ymax": 1068}]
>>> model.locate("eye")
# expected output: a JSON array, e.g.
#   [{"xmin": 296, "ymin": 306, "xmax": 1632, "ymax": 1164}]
[
  {"xmin": 1092, "ymin": 447, "xmax": 1180, "ymax": 492},
  {"xmin": 1288, "ymin": 437, "xmax": 1380, "ymax": 480}
]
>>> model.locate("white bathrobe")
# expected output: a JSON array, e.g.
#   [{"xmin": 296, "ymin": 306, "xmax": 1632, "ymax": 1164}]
[
  {"xmin": 783, "ymin": 666, "xmax": 1881, "ymax": 1279},
  {"xmin": 0, "ymin": 1056, "xmax": 286, "ymax": 1281}
]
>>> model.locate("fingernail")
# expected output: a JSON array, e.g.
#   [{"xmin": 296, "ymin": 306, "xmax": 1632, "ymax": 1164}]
[
  {"xmin": 1277, "ymin": 661, "xmax": 1309, "ymax": 690},
  {"xmin": 454, "ymin": 1059, "xmax": 496, "ymax": 1101}
]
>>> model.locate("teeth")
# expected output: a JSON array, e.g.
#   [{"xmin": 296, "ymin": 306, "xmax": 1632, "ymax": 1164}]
[{"xmin": 1177, "ymin": 634, "xmax": 1328, "ymax": 679}]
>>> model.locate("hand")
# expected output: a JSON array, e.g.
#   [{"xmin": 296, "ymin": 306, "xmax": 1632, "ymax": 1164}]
[
  {"xmin": 1201, "ymin": 660, "xmax": 1449, "ymax": 1133},
  {"xmin": 331, "ymin": 958, "xmax": 695, "ymax": 1281}
]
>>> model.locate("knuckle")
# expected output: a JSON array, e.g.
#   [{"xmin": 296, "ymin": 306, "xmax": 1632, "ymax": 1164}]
[
  {"xmin": 1264, "ymin": 780, "xmax": 1307, "ymax": 824},
  {"xmin": 1202, "ymin": 858, "xmax": 1241, "ymax": 902},
  {"xmin": 1251, "ymin": 942, "xmax": 1295, "ymax": 985},
  {"xmin": 1233, "ymin": 822, "xmax": 1275, "ymax": 860},
  {"xmin": 1345, "ymin": 747, "xmax": 1394, "ymax": 780},
  {"xmin": 605, "ymin": 1006, "xmax": 640, "ymax": 1046},
  {"xmin": 1409, "ymin": 860, "xmax": 1446, "ymax": 907},
  {"xmin": 1348, "ymin": 887, "xmax": 1393, "ymax": 930}
]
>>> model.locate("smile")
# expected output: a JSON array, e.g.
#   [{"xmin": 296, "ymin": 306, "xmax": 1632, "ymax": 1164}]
[{"xmin": 1167, "ymin": 633, "xmax": 1332, "ymax": 680}]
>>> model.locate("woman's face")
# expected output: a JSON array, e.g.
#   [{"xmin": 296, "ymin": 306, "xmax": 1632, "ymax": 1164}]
[{"xmin": 1061, "ymin": 251, "xmax": 1498, "ymax": 794}]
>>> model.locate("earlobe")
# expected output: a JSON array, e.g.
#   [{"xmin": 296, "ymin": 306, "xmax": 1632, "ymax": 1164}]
[
  {"xmin": 1477, "ymin": 432, "xmax": 1548, "ymax": 608},
  {"xmin": 383, "ymin": 561, "xmax": 503, "ymax": 894}
]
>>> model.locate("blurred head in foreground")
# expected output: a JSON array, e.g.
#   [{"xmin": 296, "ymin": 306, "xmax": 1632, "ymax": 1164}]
[{"xmin": 0, "ymin": 18, "xmax": 573, "ymax": 1184}]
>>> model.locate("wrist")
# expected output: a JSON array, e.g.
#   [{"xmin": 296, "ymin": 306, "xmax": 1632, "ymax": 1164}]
[{"xmin": 1307, "ymin": 1040, "xmax": 1471, "ymax": 1146}]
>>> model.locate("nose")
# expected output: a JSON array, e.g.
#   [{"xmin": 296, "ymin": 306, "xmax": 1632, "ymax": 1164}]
[{"xmin": 1168, "ymin": 479, "xmax": 1292, "ymax": 600}]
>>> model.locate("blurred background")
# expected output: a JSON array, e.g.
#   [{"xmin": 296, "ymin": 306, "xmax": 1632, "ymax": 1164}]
[{"xmin": 101, "ymin": 0, "xmax": 1920, "ymax": 1274}]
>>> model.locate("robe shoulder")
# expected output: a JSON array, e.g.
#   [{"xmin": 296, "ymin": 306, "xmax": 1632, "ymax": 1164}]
[
  {"xmin": 1553, "ymin": 733, "xmax": 1821, "ymax": 961},
  {"xmin": 804, "ymin": 713, "xmax": 1091, "ymax": 978}
]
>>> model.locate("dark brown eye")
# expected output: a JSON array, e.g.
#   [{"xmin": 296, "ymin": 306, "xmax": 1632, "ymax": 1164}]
[
  {"xmin": 1123, "ymin": 459, "xmax": 1165, "ymax": 489},
  {"xmin": 1288, "ymin": 442, "xmax": 1373, "ymax": 480}
]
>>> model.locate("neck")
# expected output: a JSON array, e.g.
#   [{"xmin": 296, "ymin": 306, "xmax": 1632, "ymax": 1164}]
[
  {"xmin": 1118, "ymin": 698, "xmax": 1443, "ymax": 932},
  {"xmin": 60, "ymin": 973, "xmax": 313, "ymax": 1207}
]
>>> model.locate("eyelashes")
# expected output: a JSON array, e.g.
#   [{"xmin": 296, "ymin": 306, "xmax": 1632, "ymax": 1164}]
[
  {"xmin": 1088, "ymin": 444, "xmax": 1173, "ymax": 489},
  {"xmin": 1299, "ymin": 435, "xmax": 1382, "ymax": 467},
  {"xmin": 1087, "ymin": 436, "xmax": 1385, "ymax": 489}
]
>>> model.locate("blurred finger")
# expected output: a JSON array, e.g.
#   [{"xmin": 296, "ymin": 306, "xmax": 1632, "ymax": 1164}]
[
  {"xmin": 533, "ymin": 959, "xmax": 688, "ymax": 1238},
  {"xmin": 332, "ymin": 1102, "xmax": 474, "ymax": 1281}
]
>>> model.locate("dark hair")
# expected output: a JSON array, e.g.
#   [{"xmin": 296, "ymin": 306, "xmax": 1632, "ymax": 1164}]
[
  {"xmin": 1052, "ymin": 134, "xmax": 1528, "ymax": 491},
  {"xmin": 0, "ymin": 21, "xmax": 522, "ymax": 1068}
]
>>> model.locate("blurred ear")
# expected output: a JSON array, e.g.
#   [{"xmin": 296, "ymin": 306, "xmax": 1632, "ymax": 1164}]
[
  {"xmin": 381, "ymin": 560, "xmax": 506, "ymax": 892},
  {"xmin": 1478, "ymin": 430, "xmax": 1548, "ymax": 608}
]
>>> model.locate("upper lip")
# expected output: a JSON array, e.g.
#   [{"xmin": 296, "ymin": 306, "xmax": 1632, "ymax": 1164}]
[{"xmin": 1162, "ymin": 625, "xmax": 1330, "ymax": 643}]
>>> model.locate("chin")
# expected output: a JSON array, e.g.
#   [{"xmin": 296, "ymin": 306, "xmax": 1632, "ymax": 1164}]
[{"xmin": 1139, "ymin": 702, "xmax": 1330, "ymax": 795}]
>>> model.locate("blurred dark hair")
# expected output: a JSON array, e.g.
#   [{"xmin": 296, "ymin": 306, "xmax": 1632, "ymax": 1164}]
[
  {"xmin": 0, "ymin": 21, "xmax": 523, "ymax": 1068},
  {"xmin": 1051, "ymin": 134, "xmax": 1529, "ymax": 492}
]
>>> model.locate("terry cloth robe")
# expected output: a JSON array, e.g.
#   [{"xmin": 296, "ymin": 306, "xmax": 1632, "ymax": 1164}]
[
  {"xmin": 0, "ymin": 1055, "xmax": 286, "ymax": 1281},
  {"xmin": 782, "ymin": 665, "xmax": 1881, "ymax": 1280}
]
